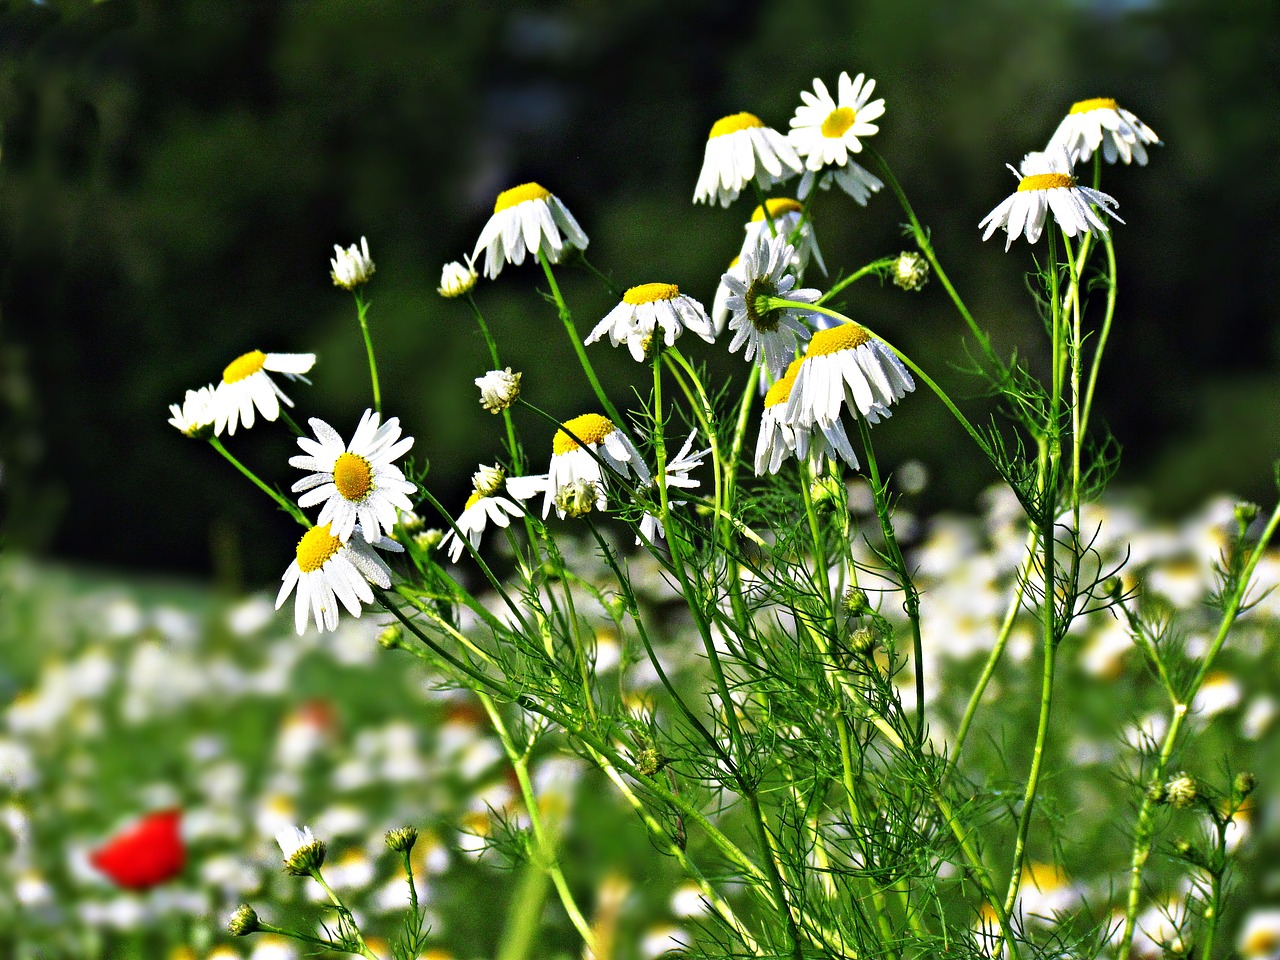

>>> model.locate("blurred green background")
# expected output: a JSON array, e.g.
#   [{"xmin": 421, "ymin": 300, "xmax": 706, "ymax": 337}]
[{"xmin": 1, "ymin": 0, "xmax": 1277, "ymax": 587}]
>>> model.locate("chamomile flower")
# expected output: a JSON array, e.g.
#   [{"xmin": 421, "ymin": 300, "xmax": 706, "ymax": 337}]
[
  {"xmin": 788, "ymin": 72, "xmax": 886, "ymax": 203},
  {"xmin": 723, "ymin": 234, "xmax": 820, "ymax": 378},
  {"xmin": 274, "ymin": 524, "xmax": 402, "ymax": 635},
  {"xmin": 212, "ymin": 350, "xmax": 316, "ymax": 437},
  {"xmin": 1049, "ymin": 97, "xmax": 1161, "ymax": 167},
  {"xmin": 507, "ymin": 413, "xmax": 651, "ymax": 519},
  {"xmin": 437, "ymin": 256, "xmax": 479, "ymax": 298},
  {"xmin": 785, "ymin": 322, "xmax": 914, "ymax": 436},
  {"xmin": 741, "ymin": 198, "xmax": 826, "ymax": 276},
  {"xmin": 167, "ymin": 385, "xmax": 218, "ymax": 439},
  {"xmin": 979, "ymin": 147, "xmax": 1122, "ymax": 251},
  {"xmin": 693, "ymin": 112, "xmax": 803, "ymax": 208},
  {"xmin": 290, "ymin": 409, "xmax": 417, "ymax": 544},
  {"xmin": 475, "ymin": 367, "xmax": 522, "ymax": 413},
  {"xmin": 638, "ymin": 432, "xmax": 708, "ymax": 542},
  {"xmin": 755, "ymin": 360, "xmax": 804, "ymax": 475},
  {"xmin": 439, "ymin": 464, "xmax": 524, "ymax": 563},
  {"xmin": 329, "ymin": 237, "xmax": 375, "ymax": 290},
  {"xmin": 585, "ymin": 283, "xmax": 716, "ymax": 362},
  {"xmin": 472, "ymin": 182, "xmax": 589, "ymax": 280},
  {"xmin": 711, "ymin": 255, "xmax": 745, "ymax": 335}
]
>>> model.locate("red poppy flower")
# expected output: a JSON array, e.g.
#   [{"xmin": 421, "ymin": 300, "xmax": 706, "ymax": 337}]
[{"xmin": 89, "ymin": 809, "xmax": 185, "ymax": 889}]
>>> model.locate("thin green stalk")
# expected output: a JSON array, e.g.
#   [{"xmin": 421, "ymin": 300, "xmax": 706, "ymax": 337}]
[
  {"xmin": 665, "ymin": 348, "xmax": 724, "ymax": 538},
  {"xmin": 538, "ymin": 251, "xmax": 626, "ymax": 431},
  {"xmin": 816, "ymin": 257, "xmax": 897, "ymax": 306},
  {"xmin": 312, "ymin": 871, "xmax": 382, "ymax": 960},
  {"xmin": 1081, "ymin": 231, "xmax": 1118, "ymax": 434},
  {"xmin": 354, "ymin": 291, "xmax": 381, "ymax": 415},
  {"xmin": 556, "ymin": 573, "xmax": 598, "ymax": 725},
  {"xmin": 1117, "ymin": 498, "xmax": 1280, "ymax": 960},
  {"xmin": 466, "ymin": 293, "xmax": 524, "ymax": 473},
  {"xmin": 209, "ymin": 437, "xmax": 309, "ymax": 527}
]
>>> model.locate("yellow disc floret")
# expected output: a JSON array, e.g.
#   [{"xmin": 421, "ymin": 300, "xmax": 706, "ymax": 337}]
[
  {"xmin": 623, "ymin": 283, "xmax": 680, "ymax": 305},
  {"xmin": 1018, "ymin": 173, "xmax": 1076, "ymax": 192},
  {"xmin": 296, "ymin": 524, "xmax": 342, "ymax": 574},
  {"xmin": 494, "ymin": 182, "xmax": 551, "ymax": 214},
  {"xmin": 764, "ymin": 360, "xmax": 804, "ymax": 409},
  {"xmin": 553, "ymin": 413, "xmax": 614, "ymax": 455},
  {"xmin": 334, "ymin": 452, "xmax": 374, "ymax": 502},
  {"xmin": 1069, "ymin": 97, "xmax": 1118, "ymax": 114},
  {"xmin": 464, "ymin": 490, "xmax": 485, "ymax": 510},
  {"xmin": 223, "ymin": 350, "xmax": 267, "ymax": 384},
  {"xmin": 821, "ymin": 106, "xmax": 858, "ymax": 139},
  {"xmin": 709, "ymin": 112, "xmax": 763, "ymax": 139},
  {"xmin": 751, "ymin": 198, "xmax": 804, "ymax": 221},
  {"xmin": 805, "ymin": 323, "xmax": 873, "ymax": 358}
]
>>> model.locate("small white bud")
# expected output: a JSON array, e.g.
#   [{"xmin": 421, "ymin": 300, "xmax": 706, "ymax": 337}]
[
  {"xmin": 437, "ymin": 257, "xmax": 479, "ymax": 298},
  {"xmin": 475, "ymin": 367, "xmax": 522, "ymax": 413},
  {"xmin": 330, "ymin": 236, "xmax": 375, "ymax": 290}
]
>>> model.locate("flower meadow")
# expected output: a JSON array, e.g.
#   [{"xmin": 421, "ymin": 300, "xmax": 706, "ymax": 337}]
[{"xmin": 5, "ymin": 74, "xmax": 1280, "ymax": 960}]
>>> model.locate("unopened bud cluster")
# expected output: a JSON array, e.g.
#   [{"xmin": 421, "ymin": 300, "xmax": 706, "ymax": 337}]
[
  {"xmin": 385, "ymin": 825, "xmax": 419, "ymax": 853},
  {"xmin": 438, "ymin": 257, "xmax": 479, "ymax": 299},
  {"xmin": 330, "ymin": 236, "xmax": 375, "ymax": 290},
  {"xmin": 556, "ymin": 479, "xmax": 599, "ymax": 518},
  {"xmin": 891, "ymin": 251, "xmax": 929, "ymax": 291},
  {"xmin": 475, "ymin": 367, "xmax": 522, "ymax": 414},
  {"xmin": 227, "ymin": 903, "xmax": 259, "ymax": 937}
]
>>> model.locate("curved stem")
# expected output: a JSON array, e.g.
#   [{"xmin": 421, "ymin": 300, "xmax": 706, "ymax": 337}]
[
  {"xmin": 354, "ymin": 291, "xmax": 381, "ymax": 415},
  {"xmin": 209, "ymin": 437, "xmax": 309, "ymax": 527}
]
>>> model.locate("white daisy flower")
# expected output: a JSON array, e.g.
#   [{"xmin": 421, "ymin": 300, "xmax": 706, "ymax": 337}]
[
  {"xmin": 1048, "ymin": 97, "xmax": 1161, "ymax": 167},
  {"xmin": 741, "ymin": 197, "xmax": 827, "ymax": 277},
  {"xmin": 784, "ymin": 322, "xmax": 913, "ymax": 444},
  {"xmin": 979, "ymin": 147, "xmax": 1122, "ymax": 252},
  {"xmin": 439, "ymin": 464, "xmax": 524, "ymax": 563},
  {"xmin": 638, "ymin": 432, "xmax": 708, "ymax": 542},
  {"xmin": 437, "ymin": 255, "xmax": 478, "ymax": 298},
  {"xmin": 723, "ymin": 233, "xmax": 820, "ymax": 379},
  {"xmin": 711, "ymin": 255, "xmax": 745, "ymax": 335},
  {"xmin": 475, "ymin": 367, "xmax": 522, "ymax": 413},
  {"xmin": 585, "ymin": 283, "xmax": 715, "ymax": 362},
  {"xmin": 330, "ymin": 236, "xmax": 375, "ymax": 290},
  {"xmin": 290, "ymin": 409, "xmax": 417, "ymax": 544},
  {"xmin": 167, "ymin": 384, "xmax": 217, "ymax": 439},
  {"xmin": 788, "ymin": 71, "xmax": 886, "ymax": 203},
  {"xmin": 275, "ymin": 824, "xmax": 319, "ymax": 860},
  {"xmin": 507, "ymin": 413, "xmax": 651, "ymax": 519},
  {"xmin": 472, "ymin": 182, "xmax": 589, "ymax": 280},
  {"xmin": 274, "ymin": 524, "xmax": 402, "ymax": 635},
  {"xmin": 212, "ymin": 350, "xmax": 316, "ymax": 437},
  {"xmin": 755, "ymin": 360, "xmax": 804, "ymax": 476},
  {"xmin": 693, "ymin": 112, "xmax": 803, "ymax": 208}
]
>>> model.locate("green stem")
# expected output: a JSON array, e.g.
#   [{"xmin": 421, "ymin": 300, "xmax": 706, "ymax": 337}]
[
  {"xmin": 816, "ymin": 257, "xmax": 897, "ymax": 306},
  {"xmin": 209, "ymin": 437, "xmax": 309, "ymax": 527},
  {"xmin": 312, "ymin": 871, "xmax": 381, "ymax": 960},
  {"xmin": 355, "ymin": 290, "xmax": 381, "ymax": 415},
  {"xmin": 538, "ymin": 251, "xmax": 626, "ymax": 432},
  {"xmin": 466, "ymin": 293, "xmax": 525, "ymax": 474}
]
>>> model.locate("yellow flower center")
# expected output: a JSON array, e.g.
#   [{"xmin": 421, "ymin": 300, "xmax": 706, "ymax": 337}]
[
  {"xmin": 494, "ymin": 182, "xmax": 551, "ymax": 214},
  {"xmin": 821, "ymin": 106, "xmax": 857, "ymax": 139},
  {"xmin": 296, "ymin": 524, "xmax": 342, "ymax": 574},
  {"xmin": 751, "ymin": 198, "xmax": 804, "ymax": 222},
  {"xmin": 1243, "ymin": 927, "xmax": 1280, "ymax": 958},
  {"xmin": 804, "ymin": 323, "xmax": 872, "ymax": 358},
  {"xmin": 709, "ymin": 112, "xmax": 763, "ymax": 139},
  {"xmin": 334, "ymin": 452, "xmax": 374, "ymax": 502},
  {"xmin": 727, "ymin": 255, "xmax": 740, "ymax": 269},
  {"xmin": 764, "ymin": 360, "xmax": 804, "ymax": 408},
  {"xmin": 222, "ymin": 350, "xmax": 266, "ymax": 384},
  {"xmin": 464, "ymin": 490, "xmax": 485, "ymax": 510},
  {"xmin": 1018, "ymin": 172, "xmax": 1076, "ymax": 192},
  {"xmin": 553, "ymin": 413, "xmax": 614, "ymax": 455},
  {"xmin": 623, "ymin": 283, "xmax": 679, "ymax": 305},
  {"xmin": 1069, "ymin": 97, "xmax": 1118, "ymax": 114}
]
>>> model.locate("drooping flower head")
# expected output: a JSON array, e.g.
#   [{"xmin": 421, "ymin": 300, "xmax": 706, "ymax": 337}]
[
  {"xmin": 330, "ymin": 236, "xmax": 375, "ymax": 290},
  {"xmin": 788, "ymin": 71, "xmax": 887, "ymax": 203},
  {"xmin": 274, "ymin": 522, "xmax": 402, "ymax": 635},
  {"xmin": 472, "ymin": 182, "xmax": 589, "ymax": 280},
  {"xmin": 290, "ymin": 409, "xmax": 417, "ymax": 544},
  {"xmin": 1048, "ymin": 97, "xmax": 1161, "ymax": 167},
  {"xmin": 439, "ymin": 464, "xmax": 524, "ymax": 563},
  {"xmin": 475, "ymin": 368, "xmax": 522, "ymax": 414},
  {"xmin": 167, "ymin": 385, "xmax": 217, "ymax": 439},
  {"xmin": 979, "ymin": 147, "xmax": 1122, "ymax": 252},
  {"xmin": 507, "ymin": 413, "xmax": 651, "ymax": 520},
  {"xmin": 742, "ymin": 198, "xmax": 826, "ymax": 277},
  {"xmin": 89, "ymin": 809, "xmax": 185, "ymax": 890},
  {"xmin": 693, "ymin": 112, "xmax": 803, "ymax": 208},
  {"xmin": 275, "ymin": 823, "xmax": 327, "ymax": 875},
  {"xmin": 723, "ymin": 234, "xmax": 821, "ymax": 379},
  {"xmin": 585, "ymin": 283, "xmax": 715, "ymax": 362},
  {"xmin": 212, "ymin": 350, "xmax": 316, "ymax": 436},
  {"xmin": 784, "ymin": 322, "xmax": 914, "ymax": 454},
  {"xmin": 754, "ymin": 360, "xmax": 805, "ymax": 476}
]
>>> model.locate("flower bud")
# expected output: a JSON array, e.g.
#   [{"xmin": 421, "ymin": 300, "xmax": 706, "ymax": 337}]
[
  {"xmin": 1145, "ymin": 781, "xmax": 1168, "ymax": 805},
  {"xmin": 330, "ymin": 236, "xmax": 375, "ymax": 290},
  {"xmin": 1234, "ymin": 501, "xmax": 1259, "ymax": 526},
  {"xmin": 843, "ymin": 587, "xmax": 870, "ymax": 618},
  {"xmin": 377, "ymin": 624, "xmax": 405, "ymax": 651},
  {"xmin": 848, "ymin": 625, "xmax": 879, "ymax": 657},
  {"xmin": 891, "ymin": 251, "xmax": 929, "ymax": 291},
  {"xmin": 1232, "ymin": 771, "xmax": 1257, "ymax": 800},
  {"xmin": 471, "ymin": 463, "xmax": 506, "ymax": 498},
  {"xmin": 1163, "ymin": 772, "xmax": 1198, "ymax": 810},
  {"xmin": 555, "ymin": 479, "xmax": 599, "ymax": 518},
  {"xmin": 475, "ymin": 368, "xmax": 522, "ymax": 414},
  {"xmin": 635, "ymin": 747, "xmax": 666, "ymax": 777},
  {"xmin": 437, "ymin": 257, "xmax": 478, "ymax": 298},
  {"xmin": 385, "ymin": 826, "xmax": 419, "ymax": 854},
  {"xmin": 414, "ymin": 528, "xmax": 445, "ymax": 551},
  {"xmin": 227, "ymin": 903, "xmax": 259, "ymax": 937},
  {"xmin": 275, "ymin": 824, "xmax": 326, "ymax": 876}
]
